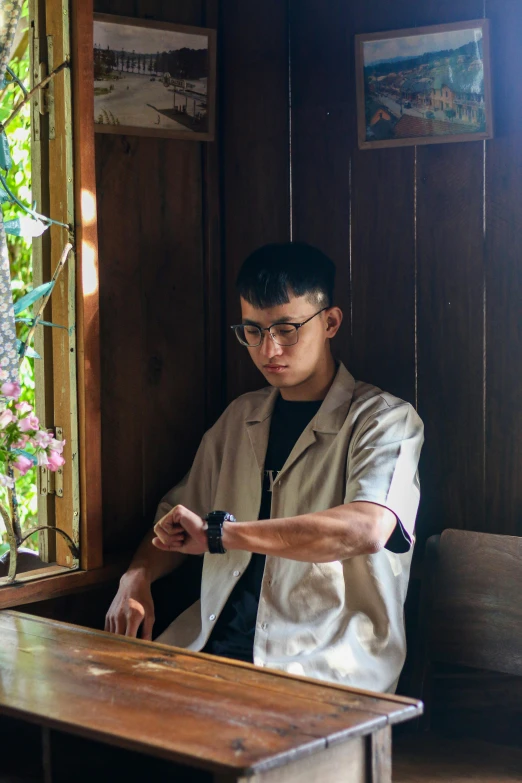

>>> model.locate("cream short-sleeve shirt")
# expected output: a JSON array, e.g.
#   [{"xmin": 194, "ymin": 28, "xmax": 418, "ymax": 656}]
[{"xmin": 156, "ymin": 363, "xmax": 424, "ymax": 693}]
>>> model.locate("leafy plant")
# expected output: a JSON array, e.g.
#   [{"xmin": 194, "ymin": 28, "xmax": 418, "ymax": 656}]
[{"xmin": 0, "ymin": 1, "xmax": 35, "ymax": 551}]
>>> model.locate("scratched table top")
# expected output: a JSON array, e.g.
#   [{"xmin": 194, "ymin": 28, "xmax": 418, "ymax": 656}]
[{"xmin": 0, "ymin": 611, "xmax": 422, "ymax": 776}]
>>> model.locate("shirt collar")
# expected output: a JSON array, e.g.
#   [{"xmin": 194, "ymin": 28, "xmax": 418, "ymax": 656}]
[{"xmin": 245, "ymin": 362, "xmax": 355, "ymax": 434}]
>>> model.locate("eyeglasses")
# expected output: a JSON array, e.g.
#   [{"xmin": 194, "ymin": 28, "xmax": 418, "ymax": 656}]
[{"xmin": 231, "ymin": 308, "xmax": 329, "ymax": 347}]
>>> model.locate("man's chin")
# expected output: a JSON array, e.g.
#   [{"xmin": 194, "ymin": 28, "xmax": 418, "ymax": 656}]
[{"xmin": 260, "ymin": 368, "xmax": 294, "ymax": 387}]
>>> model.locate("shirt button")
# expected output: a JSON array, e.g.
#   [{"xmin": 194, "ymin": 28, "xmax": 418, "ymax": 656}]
[
  {"xmin": 261, "ymin": 622, "xmax": 268, "ymax": 631},
  {"xmin": 233, "ymin": 570, "xmax": 240, "ymax": 577},
  {"xmin": 209, "ymin": 614, "xmax": 216, "ymax": 621}
]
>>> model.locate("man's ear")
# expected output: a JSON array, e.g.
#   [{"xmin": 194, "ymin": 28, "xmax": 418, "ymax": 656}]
[{"xmin": 325, "ymin": 307, "xmax": 343, "ymax": 338}]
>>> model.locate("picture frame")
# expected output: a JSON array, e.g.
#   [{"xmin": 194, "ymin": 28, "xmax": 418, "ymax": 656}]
[
  {"xmin": 93, "ymin": 13, "xmax": 217, "ymax": 142},
  {"xmin": 355, "ymin": 19, "xmax": 493, "ymax": 150}
]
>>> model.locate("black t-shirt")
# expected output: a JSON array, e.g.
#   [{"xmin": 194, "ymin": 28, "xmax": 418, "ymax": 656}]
[{"xmin": 203, "ymin": 396, "xmax": 322, "ymax": 662}]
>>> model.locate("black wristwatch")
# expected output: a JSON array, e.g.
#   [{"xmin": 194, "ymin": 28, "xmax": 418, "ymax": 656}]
[{"xmin": 205, "ymin": 510, "xmax": 236, "ymax": 554}]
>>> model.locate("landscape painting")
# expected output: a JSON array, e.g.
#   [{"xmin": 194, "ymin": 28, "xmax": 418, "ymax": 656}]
[
  {"xmin": 93, "ymin": 14, "xmax": 216, "ymax": 141},
  {"xmin": 355, "ymin": 20, "xmax": 493, "ymax": 149}
]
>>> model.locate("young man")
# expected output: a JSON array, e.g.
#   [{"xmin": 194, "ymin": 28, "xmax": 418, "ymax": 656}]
[{"xmin": 106, "ymin": 242, "xmax": 424, "ymax": 693}]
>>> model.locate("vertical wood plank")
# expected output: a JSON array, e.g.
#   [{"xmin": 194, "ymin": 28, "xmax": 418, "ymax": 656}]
[
  {"xmin": 414, "ymin": 0, "xmax": 485, "ymax": 546},
  {"xmin": 349, "ymin": 2, "xmax": 417, "ymax": 404},
  {"xmin": 202, "ymin": 0, "xmax": 225, "ymax": 429},
  {"xmin": 290, "ymin": 0, "xmax": 354, "ymax": 371},
  {"xmin": 46, "ymin": 0, "xmax": 80, "ymax": 566},
  {"xmin": 138, "ymin": 137, "xmax": 206, "ymax": 527},
  {"xmin": 485, "ymin": 0, "xmax": 522, "ymax": 536},
  {"xmin": 71, "ymin": 0, "xmax": 103, "ymax": 569},
  {"xmin": 30, "ymin": 0, "xmax": 56, "ymax": 561},
  {"xmin": 416, "ymin": 143, "xmax": 485, "ymax": 542},
  {"xmin": 96, "ymin": 134, "xmax": 145, "ymax": 553},
  {"xmin": 222, "ymin": 0, "xmax": 291, "ymax": 401}
]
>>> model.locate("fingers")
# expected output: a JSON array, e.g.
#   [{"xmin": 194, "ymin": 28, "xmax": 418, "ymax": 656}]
[
  {"xmin": 105, "ymin": 604, "xmax": 145, "ymax": 637},
  {"xmin": 152, "ymin": 514, "xmax": 186, "ymax": 549},
  {"xmin": 124, "ymin": 598, "xmax": 146, "ymax": 637},
  {"xmin": 105, "ymin": 607, "xmax": 119, "ymax": 634},
  {"xmin": 153, "ymin": 527, "xmax": 185, "ymax": 546},
  {"xmin": 155, "ymin": 505, "xmax": 185, "ymax": 533},
  {"xmin": 125, "ymin": 611, "xmax": 143, "ymax": 638},
  {"xmin": 154, "ymin": 517, "xmax": 184, "ymax": 537},
  {"xmin": 141, "ymin": 613, "xmax": 155, "ymax": 641},
  {"xmin": 152, "ymin": 534, "xmax": 185, "ymax": 551}
]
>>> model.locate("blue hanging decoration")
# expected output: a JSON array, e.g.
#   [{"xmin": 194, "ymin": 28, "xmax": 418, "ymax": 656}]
[
  {"xmin": 0, "ymin": 0, "xmax": 25, "ymax": 385},
  {"xmin": 0, "ymin": 130, "xmax": 11, "ymax": 172}
]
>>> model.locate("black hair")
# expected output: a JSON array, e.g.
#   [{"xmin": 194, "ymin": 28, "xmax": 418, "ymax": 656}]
[{"xmin": 236, "ymin": 242, "xmax": 336, "ymax": 309}]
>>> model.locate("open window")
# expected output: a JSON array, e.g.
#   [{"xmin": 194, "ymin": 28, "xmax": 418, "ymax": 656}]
[{"xmin": 0, "ymin": 0, "xmax": 103, "ymax": 598}]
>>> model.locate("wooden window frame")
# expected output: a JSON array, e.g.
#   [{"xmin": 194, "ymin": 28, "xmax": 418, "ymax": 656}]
[{"xmin": 0, "ymin": 0, "xmax": 105, "ymax": 607}]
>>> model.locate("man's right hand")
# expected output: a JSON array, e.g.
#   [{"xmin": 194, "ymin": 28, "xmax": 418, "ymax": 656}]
[{"xmin": 104, "ymin": 570, "xmax": 155, "ymax": 640}]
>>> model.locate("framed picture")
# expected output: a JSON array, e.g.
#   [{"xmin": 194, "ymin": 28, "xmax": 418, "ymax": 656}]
[
  {"xmin": 93, "ymin": 14, "xmax": 217, "ymax": 141},
  {"xmin": 355, "ymin": 19, "xmax": 493, "ymax": 150}
]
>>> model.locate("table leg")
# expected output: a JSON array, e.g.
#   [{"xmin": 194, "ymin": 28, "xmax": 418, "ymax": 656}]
[
  {"xmin": 367, "ymin": 725, "xmax": 392, "ymax": 783},
  {"xmin": 42, "ymin": 727, "xmax": 53, "ymax": 783}
]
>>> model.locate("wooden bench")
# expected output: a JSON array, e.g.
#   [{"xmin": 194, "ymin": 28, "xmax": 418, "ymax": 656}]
[
  {"xmin": 394, "ymin": 529, "xmax": 522, "ymax": 782},
  {"xmin": 0, "ymin": 611, "xmax": 421, "ymax": 782}
]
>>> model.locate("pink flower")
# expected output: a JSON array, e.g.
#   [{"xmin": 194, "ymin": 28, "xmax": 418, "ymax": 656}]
[
  {"xmin": 1, "ymin": 382, "xmax": 21, "ymax": 399},
  {"xmin": 36, "ymin": 451, "xmax": 49, "ymax": 468},
  {"xmin": 12, "ymin": 435, "xmax": 29, "ymax": 449},
  {"xmin": 47, "ymin": 450, "xmax": 65, "ymax": 472},
  {"xmin": 12, "ymin": 454, "xmax": 33, "ymax": 476},
  {"xmin": 19, "ymin": 414, "xmax": 39, "ymax": 432},
  {"xmin": 0, "ymin": 473, "xmax": 14, "ymax": 489},
  {"xmin": 49, "ymin": 437, "xmax": 65, "ymax": 454},
  {"xmin": 15, "ymin": 401, "xmax": 32, "ymax": 415},
  {"xmin": 0, "ymin": 409, "xmax": 16, "ymax": 429},
  {"xmin": 33, "ymin": 430, "xmax": 53, "ymax": 448}
]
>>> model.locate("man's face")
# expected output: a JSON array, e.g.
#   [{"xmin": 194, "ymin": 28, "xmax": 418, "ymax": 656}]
[{"xmin": 239, "ymin": 294, "xmax": 342, "ymax": 390}]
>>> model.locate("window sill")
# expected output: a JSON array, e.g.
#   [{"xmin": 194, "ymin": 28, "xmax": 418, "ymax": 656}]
[{"xmin": 0, "ymin": 557, "xmax": 129, "ymax": 609}]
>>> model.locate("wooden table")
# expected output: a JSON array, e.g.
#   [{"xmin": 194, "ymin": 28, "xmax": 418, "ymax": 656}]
[{"xmin": 0, "ymin": 611, "xmax": 422, "ymax": 782}]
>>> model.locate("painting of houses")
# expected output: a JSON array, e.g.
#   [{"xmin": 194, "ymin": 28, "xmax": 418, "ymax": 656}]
[{"xmin": 356, "ymin": 20, "xmax": 492, "ymax": 149}]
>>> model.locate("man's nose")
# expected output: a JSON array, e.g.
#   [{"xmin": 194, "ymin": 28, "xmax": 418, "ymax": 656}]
[{"xmin": 259, "ymin": 330, "xmax": 283, "ymax": 359}]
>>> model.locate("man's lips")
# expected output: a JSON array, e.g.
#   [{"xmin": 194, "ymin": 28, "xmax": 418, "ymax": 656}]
[{"xmin": 264, "ymin": 364, "xmax": 288, "ymax": 372}]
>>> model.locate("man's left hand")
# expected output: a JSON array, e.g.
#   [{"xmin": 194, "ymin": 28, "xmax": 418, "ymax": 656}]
[{"xmin": 152, "ymin": 504, "xmax": 208, "ymax": 555}]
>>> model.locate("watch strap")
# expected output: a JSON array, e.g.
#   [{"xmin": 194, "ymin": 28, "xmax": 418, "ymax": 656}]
[{"xmin": 205, "ymin": 510, "xmax": 236, "ymax": 554}]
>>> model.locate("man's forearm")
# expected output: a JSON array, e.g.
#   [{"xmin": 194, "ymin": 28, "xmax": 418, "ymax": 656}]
[
  {"xmin": 221, "ymin": 502, "xmax": 396, "ymax": 563},
  {"xmin": 127, "ymin": 528, "xmax": 187, "ymax": 583}
]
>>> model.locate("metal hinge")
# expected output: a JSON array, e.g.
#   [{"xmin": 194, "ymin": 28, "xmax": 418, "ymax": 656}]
[
  {"xmin": 39, "ymin": 426, "xmax": 63, "ymax": 497},
  {"xmin": 32, "ymin": 36, "xmax": 55, "ymax": 138}
]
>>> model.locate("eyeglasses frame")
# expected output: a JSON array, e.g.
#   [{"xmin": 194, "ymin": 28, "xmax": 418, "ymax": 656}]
[{"xmin": 230, "ymin": 307, "xmax": 330, "ymax": 347}]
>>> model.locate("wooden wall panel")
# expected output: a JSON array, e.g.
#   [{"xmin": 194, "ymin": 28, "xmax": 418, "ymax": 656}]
[
  {"xmin": 91, "ymin": 0, "xmax": 522, "ymax": 560},
  {"xmin": 485, "ymin": 0, "xmax": 522, "ymax": 536},
  {"xmin": 290, "ymin": 0, "xmax": 353, "ymax": 370},
  {"xmin": 94, "ymin": 0, "xmax": 215, "ymax": 553},
  {"xmin": 96, "ymin": 135, "xmax": 145, "ymax": 552},
  {"xmin": 349, "ymin": 3, "xmax": 417, "ymax": 404},
  {"xmin": 416, "ymin": 142, "xmax": 485, "ymax": 541},
  {"xmin": 414, "ymin": 0, "xmax": 486, "ymax": 545},
  {"xmin": 221, "ymin": 0, "xmax": 290, "ymax": 402},
  {"xmin": 137, "ymin": 139, "xmax": 206, "ymax": 526}
]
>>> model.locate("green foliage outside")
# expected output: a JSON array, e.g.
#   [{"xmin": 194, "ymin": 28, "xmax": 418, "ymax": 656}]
[{"xmin": 0, "ymin": 1, "xmax": 35, "ymax": 556}]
